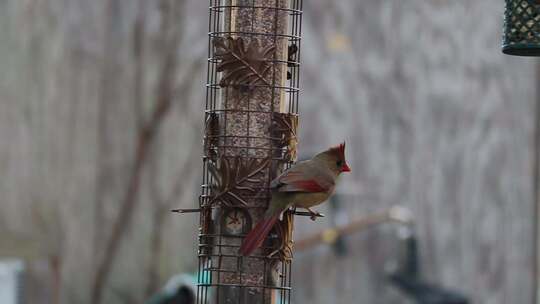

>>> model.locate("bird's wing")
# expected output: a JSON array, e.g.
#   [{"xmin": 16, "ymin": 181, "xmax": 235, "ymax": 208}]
[{"xmin": 271, "ymin": 161, "xmax": 334, "ymax": 193}]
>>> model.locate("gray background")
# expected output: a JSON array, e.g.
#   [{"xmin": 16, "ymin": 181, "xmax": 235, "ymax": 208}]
[{"xmin": 0, "ymin": 0, "xmax": 536, "ymax": 303}]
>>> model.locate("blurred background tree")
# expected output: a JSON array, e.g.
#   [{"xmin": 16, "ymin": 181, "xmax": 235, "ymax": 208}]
[{"xmin": 0, "ymin": 0, "xmax": 536, "ymax": 303}]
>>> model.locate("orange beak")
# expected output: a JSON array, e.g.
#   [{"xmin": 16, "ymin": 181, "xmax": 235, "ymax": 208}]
[{"xmin": 342, "ymin": 163, "xmax": 351, "ymax": 172}]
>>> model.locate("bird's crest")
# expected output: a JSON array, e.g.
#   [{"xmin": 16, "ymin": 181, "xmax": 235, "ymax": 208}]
[{"xmin": 328, "ymin": 142, "xmax": 346, "ymax": 160}]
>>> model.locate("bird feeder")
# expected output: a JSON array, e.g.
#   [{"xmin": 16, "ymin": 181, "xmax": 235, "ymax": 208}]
[
  {"xmin": 182, "ymin": 1, "xmax": 303, "ymax": 303},
  {"xmin": 503, "ymin": 0, "xmax": 540, "ymax": 56}
]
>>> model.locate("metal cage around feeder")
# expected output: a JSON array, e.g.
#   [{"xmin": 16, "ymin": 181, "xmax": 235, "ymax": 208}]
[
  {"xmin": 192, "ymin": 1, "xmax": 303, "ymax": 303},
  {"xmin": 503, "ymin": 0, "xmax": 540, "ymax": 56}
]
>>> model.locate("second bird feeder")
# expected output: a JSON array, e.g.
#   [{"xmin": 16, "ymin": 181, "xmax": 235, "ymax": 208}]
[{"xmin": 503, "ymin": 0, "xmax": 540, "ymax": 55}]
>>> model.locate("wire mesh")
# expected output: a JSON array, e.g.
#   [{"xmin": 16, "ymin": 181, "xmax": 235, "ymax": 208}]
[
  {"xmin": 197, "ymin": 1, "xmax": 303, "ymax": 303},
  {"xmin": 503, "ymin": 0, "xmax": 540, "ymax": 56}
]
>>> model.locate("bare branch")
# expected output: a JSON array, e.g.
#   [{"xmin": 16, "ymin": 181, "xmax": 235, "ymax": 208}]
[{"xmin": 91, "ymin": 1, "xmax": 186, "ymax": 302}]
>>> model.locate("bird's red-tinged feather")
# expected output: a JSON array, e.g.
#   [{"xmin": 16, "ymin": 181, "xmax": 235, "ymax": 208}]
[
  {"xmin": 286, "ymin": 179, "xmax": 327, "ymax": 192},
  {"xmin": 239, "ymin": 214, "xmax": 280, "ymax": 256},
  {"xmin": 273, "ymin": 165, "xmax": 333, "ymax": 193}
]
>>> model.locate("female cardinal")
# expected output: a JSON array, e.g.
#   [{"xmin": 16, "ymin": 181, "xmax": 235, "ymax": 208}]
[{"xmin": 239, "ymin": 142, "xmax": 351, "ymax": 256}]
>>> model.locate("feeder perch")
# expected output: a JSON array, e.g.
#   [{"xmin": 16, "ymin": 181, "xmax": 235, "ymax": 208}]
[{"xmin": 503, "ymin": 0, "xmax": 540, "ymax": 56}]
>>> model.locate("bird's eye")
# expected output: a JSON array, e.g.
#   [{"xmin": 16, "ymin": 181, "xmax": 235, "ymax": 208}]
[{"xmin": 336, "ymin": 160, "xmax": 343, "ymax": 167}]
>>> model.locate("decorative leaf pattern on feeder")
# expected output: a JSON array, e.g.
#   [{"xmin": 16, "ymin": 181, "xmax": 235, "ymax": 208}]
[
  {"xmin": 271, "ymin": 113, "xmax": 298, "ymax": 162},
  {"xmin": 213, "ymin": 37, "xmax": 275, "ymax": 87},
  {"xmin": 270, "ymin": 210, "xmax": 295, "ymax": 260},
  {"xmin": 207, "ymin": 156, "xmax": 270, "ymax": 207}
]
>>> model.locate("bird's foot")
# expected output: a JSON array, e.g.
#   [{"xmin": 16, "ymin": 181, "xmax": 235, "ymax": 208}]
[
  {"xmin": 305, "ymin": 207, "xmax": 323, "ymax": 221},
  {"xmin": 309, "ymin": 212, "xmax": 322, "ymax": 221}
]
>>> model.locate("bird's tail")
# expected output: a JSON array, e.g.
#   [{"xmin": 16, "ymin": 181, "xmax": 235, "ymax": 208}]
[{"xmin": 239, "ymin": 214, "xmax": 280, "ymax": 256}]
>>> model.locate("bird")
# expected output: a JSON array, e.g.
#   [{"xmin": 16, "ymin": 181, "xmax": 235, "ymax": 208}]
[{"xmin": 239, "ymin": 142, "xmax": 351, "ymax": 256}]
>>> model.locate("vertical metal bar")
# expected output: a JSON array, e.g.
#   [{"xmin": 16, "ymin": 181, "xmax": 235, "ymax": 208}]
[{"xmin": 216, "ymin": 237, "xmax": 223, "ymax": 304}]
